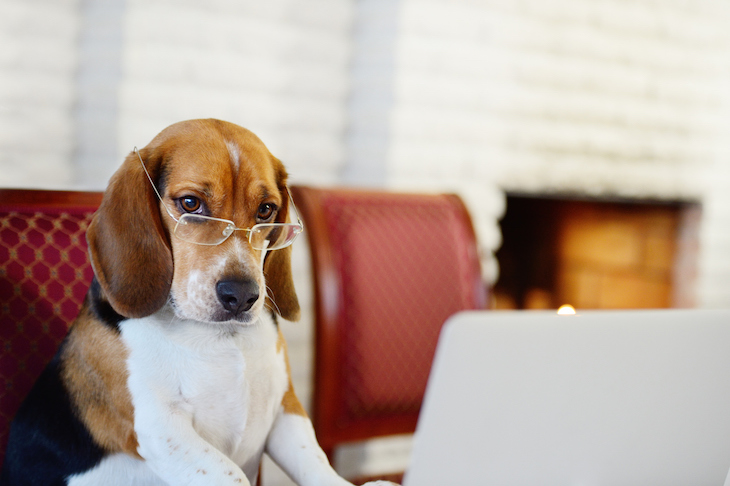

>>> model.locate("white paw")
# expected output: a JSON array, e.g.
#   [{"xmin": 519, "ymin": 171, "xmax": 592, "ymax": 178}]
[{"xmin": 360, "ymin": 482, "xmax": 400, "ymax": 486}]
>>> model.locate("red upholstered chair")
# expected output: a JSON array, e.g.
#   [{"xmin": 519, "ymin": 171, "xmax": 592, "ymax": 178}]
[
  {"xmin": 290, "ymin": 186, "xmax": 488, "ymax": 481},
  {"xmin": 0, "ymin": 189, "xmax": 103, "ymax": 468}
]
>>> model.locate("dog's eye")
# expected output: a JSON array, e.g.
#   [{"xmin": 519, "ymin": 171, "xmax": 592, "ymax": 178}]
[
  {"xmin": 257, "ymin": 203, "xmax": 276, "ymax": 222},
  {"xmin": 180, "ymin": 196, "xmax": 202, "ymax": 213}
]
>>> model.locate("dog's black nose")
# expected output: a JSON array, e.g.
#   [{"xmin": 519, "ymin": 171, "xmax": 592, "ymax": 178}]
[{"xmin": 216, "ymin": 279, "xmax": 260, "ymax": 315}]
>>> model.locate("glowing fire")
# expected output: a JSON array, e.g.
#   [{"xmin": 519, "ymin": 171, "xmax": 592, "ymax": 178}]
[{"xmin": 557, "ymin": 304, "xmax": 576, "ymax": 315}]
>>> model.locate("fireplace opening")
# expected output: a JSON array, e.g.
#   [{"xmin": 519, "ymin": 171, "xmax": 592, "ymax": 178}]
[{"xmin": 493, "ymin": 194, "xmax": 701, "ymax": 311}]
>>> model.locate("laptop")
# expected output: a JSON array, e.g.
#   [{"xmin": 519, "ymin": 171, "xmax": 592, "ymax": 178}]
[{"xmin": 404, "ymin": 309, "xmax": 730, "ymax": 486}]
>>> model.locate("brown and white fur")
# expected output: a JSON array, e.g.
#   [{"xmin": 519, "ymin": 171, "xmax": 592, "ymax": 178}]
[{"xmin": 0, "ymin": 119, "xmax": 397, "ymax": 486}]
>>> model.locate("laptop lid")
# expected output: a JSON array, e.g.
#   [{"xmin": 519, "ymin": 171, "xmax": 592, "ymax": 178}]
[{"xmin": 404, "ymin": 309, "xmax": 730, "ymax": 486}]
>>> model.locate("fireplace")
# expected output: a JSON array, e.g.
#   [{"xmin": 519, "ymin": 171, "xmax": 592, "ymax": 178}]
[{"xmin": 493, "ymin": 194, "xmax": 701, "ymax": 311}]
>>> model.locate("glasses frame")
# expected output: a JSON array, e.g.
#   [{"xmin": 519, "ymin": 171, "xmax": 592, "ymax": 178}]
[{"xmin": 134, "ymin": 147, "xmax": 303, "ymax": 249}]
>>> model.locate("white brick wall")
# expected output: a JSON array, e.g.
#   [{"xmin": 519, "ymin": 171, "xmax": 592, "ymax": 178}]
[
  {"xmin": 117, "ymin": 0, "xmax": 353, "ymax": 187},
  {"xmin": 345, "ymin": 0, "xmax": 730, "ymax": 294},
  {"xmin": 699, "ymin": 149, "xmax": 730, "ymax": 307},
  {"xmin": 75, "ymin": 0, "xmax": 125, "ymax": 188},
  {"xmin": 0, "ymin": 0, "xmax": 80, "ymax": 188}
]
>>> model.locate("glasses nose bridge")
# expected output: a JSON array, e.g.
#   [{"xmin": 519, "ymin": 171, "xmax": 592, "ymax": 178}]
[{"xmin": 226, "ymin": 224, "xmax": 254, "ymax": 243}]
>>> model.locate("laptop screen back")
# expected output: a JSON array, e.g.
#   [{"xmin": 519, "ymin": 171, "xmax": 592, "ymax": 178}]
[{"xmin": 405, "ymin": 309, "xmax": 730, "ymax": 486}]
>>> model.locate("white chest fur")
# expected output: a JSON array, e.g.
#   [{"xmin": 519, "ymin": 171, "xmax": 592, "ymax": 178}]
[{"xmin": 120, "ymin": 308, "xmax": 289, "ymax": 482}]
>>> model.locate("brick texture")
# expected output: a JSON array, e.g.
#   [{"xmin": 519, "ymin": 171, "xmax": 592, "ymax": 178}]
[
  {"xmin": 0, "ymin": 0, "xmax": 80, "ymax": 188},
  {"xmin": 555, "ymin": 204, "xmax": 681, "ymax": 309},
  {"xmin": 345, "ymin": 0, "xmax": 730, "ymax": 294},
  {"xmin": 117, "ymin": 1, "xmax": 353, "ymax": 188}
]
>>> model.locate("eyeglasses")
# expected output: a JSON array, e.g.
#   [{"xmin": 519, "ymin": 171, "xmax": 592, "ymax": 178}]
[{"xmin": 135, "ymin": 147, "xmax": 303, "ymax": 250}]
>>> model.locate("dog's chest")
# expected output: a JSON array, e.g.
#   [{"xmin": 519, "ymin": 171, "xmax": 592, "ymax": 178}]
[{"xmin": 121, "ymin": 311, "xmax": 289, "ymax": 466}]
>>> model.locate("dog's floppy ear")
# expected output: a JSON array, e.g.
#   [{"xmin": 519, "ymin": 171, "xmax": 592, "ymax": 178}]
[
  {"xmin": 264, "ymin": 179, "xmax": 301, "ymax": 322},
  {"xmin": 265, "ymin": 244, "xmax": 300, "ymax": 322},
  {"xmin": 87, "ymin": 148, "xmax": 173, "ymax": 318}
]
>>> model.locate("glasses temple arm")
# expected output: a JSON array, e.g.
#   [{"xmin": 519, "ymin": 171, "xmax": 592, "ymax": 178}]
[
  {"xmin": 134, "ymin": 146, "xmax": 179, "ymax": 222},
  {"xmin": 287, "ymin": 192, "xmax": 304, "ymax": 229}
]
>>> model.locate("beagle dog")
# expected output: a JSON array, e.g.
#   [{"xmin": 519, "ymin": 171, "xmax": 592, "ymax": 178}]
[{"xmin": 0, "ymin": 119, "xmax": 397, "ymax": 486}]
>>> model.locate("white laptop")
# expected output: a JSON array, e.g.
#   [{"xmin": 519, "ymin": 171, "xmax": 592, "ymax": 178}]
[{"xmin": 404, "ymin": 309, "xmax": 730, "ymax": 486}]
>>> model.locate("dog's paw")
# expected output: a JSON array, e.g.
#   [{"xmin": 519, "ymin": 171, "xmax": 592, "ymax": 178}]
[{"xmin": 360, "ymin": 482, "xmax": 400, "ymax": 486}]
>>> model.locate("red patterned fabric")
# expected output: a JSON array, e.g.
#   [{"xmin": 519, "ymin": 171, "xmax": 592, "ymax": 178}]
[
  {"xmin": 0, "ymin": 195, "xmax": 99, "ymax": 466},
  {"xmin": 326, "ymin": 193, "xmax": 482, "ymax": 421},
  {"xmin": 292, "ymin": 186, "xmax": 488, "ymax": 463}
]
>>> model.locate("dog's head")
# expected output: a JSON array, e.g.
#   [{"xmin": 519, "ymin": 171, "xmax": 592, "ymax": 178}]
[{"xmin": 87, "ymin": 119, "xmax": 300, "ymax": 324}]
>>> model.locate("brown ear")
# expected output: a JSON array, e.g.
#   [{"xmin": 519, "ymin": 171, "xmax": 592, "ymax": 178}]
[
  {"xmin": 87, "ymin": 148, "xmax": 173, "ymax": 318},
  {"xmin": 264, "ymin": 244, "xmax": 300, "ymax": 321},
  {"xmin": 264, "ymin": 177, "xmax": 300, "ymax": 321}
]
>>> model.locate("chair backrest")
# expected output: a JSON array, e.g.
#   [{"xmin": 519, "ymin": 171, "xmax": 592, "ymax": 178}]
[
  {"xmin": 290, "ymin": 186, "xmax": 487, "ymax": 465},
  {"xmin": 0, "ymin": 189, "xmax": 102, "ymax": 467}
]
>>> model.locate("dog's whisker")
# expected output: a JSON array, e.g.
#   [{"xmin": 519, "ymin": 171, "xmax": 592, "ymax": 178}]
[
  {"xmin": 264, "ymin": 285, "xmax": 282, "ymax": 316},
  {"xmin": 265, "ymin": 300, "xmax": 281, "ymax": 316}
]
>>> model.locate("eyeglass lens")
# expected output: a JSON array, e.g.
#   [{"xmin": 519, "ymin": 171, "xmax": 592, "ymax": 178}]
[
  {"xmin": 250, "ymin": 223, "xmax": 302, "ymax": 250},
  {"xmin": 174, "ymin": 214, "xmax": 300, "ymax": 249}
]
